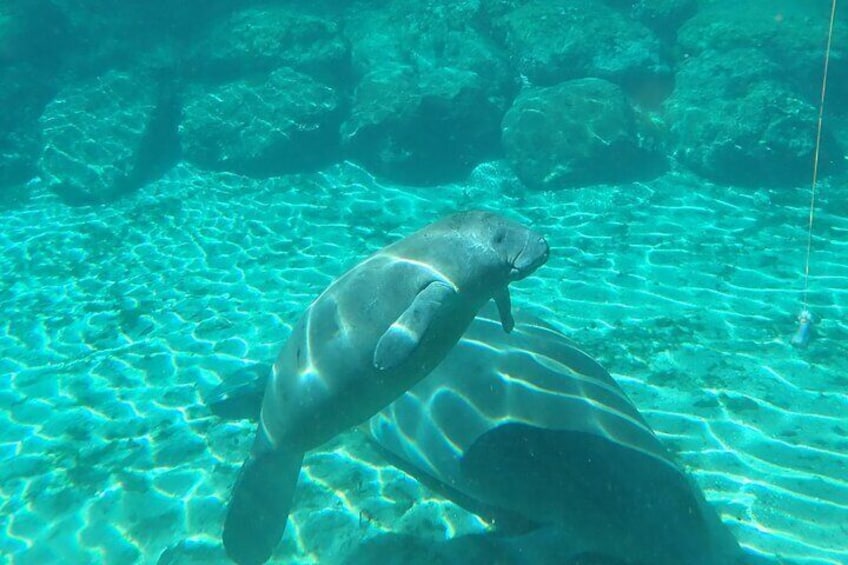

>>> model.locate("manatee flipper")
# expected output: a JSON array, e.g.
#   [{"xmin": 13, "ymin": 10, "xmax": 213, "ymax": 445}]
[
  {"xmin": 223, "ymin": 444, "xmax": 304, "ymax": 565},
  {"xmin": 206, "ymin": 363, "xmax": 271, "ymax": 421},
  {"xmin": 493, "ymin": 287, "xmax": 514, "ymax": 333},
  {"xmin": 373, "ymin": 280, "xmax": 456, "ymax": 371}
]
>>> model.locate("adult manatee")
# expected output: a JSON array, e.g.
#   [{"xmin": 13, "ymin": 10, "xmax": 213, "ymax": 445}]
[{"xmin": 366, "ymin": 305, "xmax": 754, "ymax": 565}]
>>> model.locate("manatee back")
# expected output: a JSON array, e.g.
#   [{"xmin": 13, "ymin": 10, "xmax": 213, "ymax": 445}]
[
  {"xmin": 368, "ymin": 304, "xmax": 744, "ymax": 565},
  {"xmin": 369, "ymin": 305, "xmax": 671, "ymax": 487}
]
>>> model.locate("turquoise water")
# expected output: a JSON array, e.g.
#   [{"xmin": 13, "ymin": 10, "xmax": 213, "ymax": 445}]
[
  {"xmin": 2, "ymin": 1, "xmax": 848, "ymax": 564},
  {"xmin": 2, "ymin": 162, "xmax": 846, "ymax": 563}
]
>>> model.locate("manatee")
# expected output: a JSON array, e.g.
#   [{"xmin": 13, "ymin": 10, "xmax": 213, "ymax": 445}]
[
  {"xmin": 222, "ymin": 211, "xmax": 549, "ymax": 564},
  {"xmin": 210, "ymin": 304, "xmax": 760, "ymax": 565},
  {"xmin": 367, "ymin": 304, "xmax": 754, "ymax": 565}
]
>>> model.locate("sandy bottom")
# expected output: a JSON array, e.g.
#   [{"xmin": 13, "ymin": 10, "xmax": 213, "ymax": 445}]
[{"xmin": 1, "ymin": 161, "xmax": 845, "ymax": 564}]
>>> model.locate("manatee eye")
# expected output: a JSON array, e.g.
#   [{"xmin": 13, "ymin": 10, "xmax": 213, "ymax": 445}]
[{"xmin": 493, "ymin": 229, "xmax": 506, "ymax": 245}]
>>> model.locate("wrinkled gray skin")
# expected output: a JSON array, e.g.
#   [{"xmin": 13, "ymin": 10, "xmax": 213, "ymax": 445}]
[
  {"xmin": 367, "ymin": 305, "xmax": 751, "ymax": 565},
  {"xmin": 223, "ymin": 210, "xmax": 548, "ymax": 565},
  {"xmin": 260, "ymin": 210, "xmax": 549, "ymax": 452}
]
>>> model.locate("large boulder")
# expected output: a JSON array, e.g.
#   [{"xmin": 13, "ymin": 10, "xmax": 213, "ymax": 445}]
[
  {"xmin": 38, "ymin": 70, "xmax": 180, "ymax": 205},
  {"xmin": 664, "ymin": 48, "xmax": 842, "ymax": 187},
  {"xmin": 341, "ymin": 63, "xmax": 510, "ymax": 185},
  {"xmin": 0, "ymin": 65, "xmax": 54, "ymax": 196},
  {"xmin": 341, "ymin": 0, "xmax": 514, "ymax": 184},
  {"xmin": 186, "ymin": 6, "xmax": 350, "ymax": 85},
  {"xmin": 0, "ymin": 125, "xmax": 40, "ymax": 198},
  {"xmin": 180, "ymin": 67, "xmax": 343, "ymax": 177},
  {"xmin": 345, "ymin": 1, "xmax": 495, "ymax": 79},
  {"xmin": 0, "ymin": 0, "xmax": 74, "ymax": 72},
  {"xmin": 502, "ymin": 78, "xmax": 664, "ymax": 190},
  {"xmin": 487, "ymin": 0, "xmax": 668, "ymax": 90},
  {"xmin": 663, "ymin": 2, "xmax": 847, "ymax": 186},
  {"xmin": 11, "ymin": 0, "xmax": 237, "ymax": 75},
  {"xmin": 606, "ymin": 0, "xmax": 698, "ymax": 42},
  {"xmin": 676, "ymin": 1, "xmax": 847, "ymax": 102}
]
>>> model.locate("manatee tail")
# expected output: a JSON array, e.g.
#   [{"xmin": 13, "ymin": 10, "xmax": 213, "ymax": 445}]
[{"xmin": 223, "ymin": 448, "xmax": 304, "ymax": 565}]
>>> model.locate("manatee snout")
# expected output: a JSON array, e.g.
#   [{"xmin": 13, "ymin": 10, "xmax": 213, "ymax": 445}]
[{"xmin": 511, "ymin": 233, "xmax": 549, "ymax": 280}]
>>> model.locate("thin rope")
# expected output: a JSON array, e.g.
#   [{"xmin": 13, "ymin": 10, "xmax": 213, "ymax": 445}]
[{"xmin": 802, "ymin": 0, "xmax": 838, "ymax": 311}]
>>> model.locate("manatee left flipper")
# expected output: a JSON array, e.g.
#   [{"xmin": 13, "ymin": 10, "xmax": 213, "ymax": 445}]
[
  {"xmin": 493, "ymin": 287, "xmax": 514, "ymax": 333},
  {"xmin": 373, "ymin": 280, "xmax": 456, "ymax": 371},
  {"xmin": 206, "ymin": 363, "xmax": 271, "ymax": 421}
]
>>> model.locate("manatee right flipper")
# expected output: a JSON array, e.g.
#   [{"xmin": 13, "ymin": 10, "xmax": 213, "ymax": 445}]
[
  {"xmin": 223, "ymin": 444, "xmax": 304, "ymax": 565},
  {"xmin": 373, "ymin": 280, "xmax": 456, "ymax": 371}
]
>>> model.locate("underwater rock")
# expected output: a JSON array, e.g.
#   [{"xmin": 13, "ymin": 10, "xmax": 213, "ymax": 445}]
[
  {"xmin": 0, "ymin": 123, "xmax": 41, "ymax": 196},
  {"xmin": 38, "ymin": 70, "xmax": 180, "ymax": 205},
  {"xmin": 0, "ymin": 64, "xmax": 54, "ymax": 195},
  {"xmin": 664, "ymin": 49, "xmax": 841, "ymax": 187},
  {"xmin": 502, "ymin": 78, "xmax": 665, "ymax": 189},
  {"xmin": 341, "ymin": 1, "xmax": 514, "ymax": 185},
  {"xmin": 0, "ymin": 0, "xmax": 75, "ymax": 72},
  {"xmin": 665, "ymin": 1, "xmax": 848, "ymax": 186},
  {"xmin": 187, "ymin": 5, "xmax": 350, "ymax": 85},
  {"xmin": 345, "ymin": 0, "xmax": 502, "ymax": 80},
  {"xmin": 341, "ymin": 63, "xmax": 510, "ymax": 185},
  {"xmin": 622, "ymin": 0, "xmax": 698, "ymax": 42},
  {"xmin": 180, "ymin": 67, "xmax": 343, "ymax": 177},
  {"xmin": 676, "ymin": 0, "xmax": 847, "ymax": 102},
  {"xmin": 24, "ymin": 0, "xmax": 232, "ymax": 75},
  {"xmin": 488, "ymin": 0, "xmax": 668, "ymax": 89}
]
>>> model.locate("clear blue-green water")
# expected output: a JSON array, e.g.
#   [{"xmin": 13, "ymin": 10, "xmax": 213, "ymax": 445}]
[
  {"xmin": 1, "ymin": 1, "xmax": 848, "ymax": 564},
  {"xmin": 2, "ymin": 162, "xmax": 846, "ymax": 563}
]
